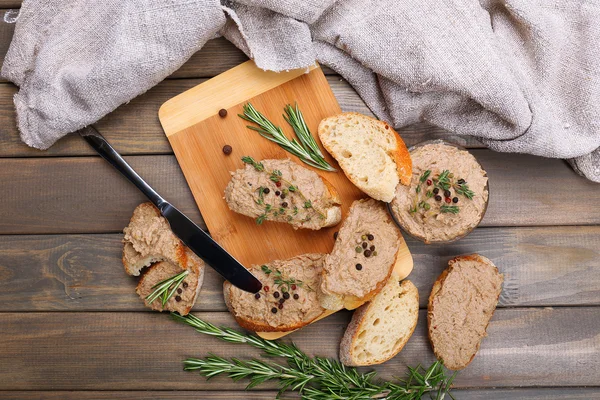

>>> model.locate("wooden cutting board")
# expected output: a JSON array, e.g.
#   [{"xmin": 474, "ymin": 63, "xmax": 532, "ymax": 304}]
[{"xmin": 159, "ymin": 60, "xmax": 413, "ymax": 338}]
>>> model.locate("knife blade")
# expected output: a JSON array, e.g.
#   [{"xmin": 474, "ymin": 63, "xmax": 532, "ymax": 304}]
[{"xmin": 79, "ymin": 126, "xmax": 262, "ymax": 293}]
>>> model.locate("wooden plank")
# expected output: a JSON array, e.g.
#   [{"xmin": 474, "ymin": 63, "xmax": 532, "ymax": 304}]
[
  {"xmin": 0, "ymin": 226, "xmax": 598, "ymax": 311},
  {"xmin": 1, "ymin": 388, "xmax": 598, "ymax": 399},
  {"xmin": 0, "ymin": 308, "xmax": 598, "ymax": 389},
  {"xmin": 1, "ymin": 150, "xmax": 599, "ymax": 234},
  {"xmin": 0, "ymin": 77, "xmax": 477, "ymax": 157}
]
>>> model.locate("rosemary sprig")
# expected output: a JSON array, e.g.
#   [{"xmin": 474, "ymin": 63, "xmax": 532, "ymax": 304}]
[
  {"xmin": 145, "ymin": 270, "xmax": 189, "ymax": 306},
  {"xmin": 173, "ymin": 313, "xmax": 456, "ymax": 399},
  {"xmin": 454, "ymin": 182, "xmax": 475, "ymax": 199},
  {"xmin": 434, "ymin": 170, "xmax": 451, "ymax": 191},
  {"xmin": 242, "ymin": 156, "xmax": 265, "ymax": 171},
  {"xmin": 440, "ymin": 205, "xmax": 460, "ymax": 214},
  {"xmin": 239, "ymin": 103, "xmax": 336, "ymax": 172}
]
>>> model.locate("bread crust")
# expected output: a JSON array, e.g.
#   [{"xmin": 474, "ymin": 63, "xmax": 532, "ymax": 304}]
[
  {"xmin": 427, "ymin": 254, "xmax": 502, "ymax": 370},
  {"xmin": 340, "ymin": 280, "xmax": 419, "ymax": 366}
]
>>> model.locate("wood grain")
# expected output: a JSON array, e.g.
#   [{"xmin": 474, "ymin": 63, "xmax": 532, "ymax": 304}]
[
  {"xmin": 1, "ymin": 150, "xmax": 598, "ymax": 234},
  {"xmin": 0, "ymin": 308, "xmax": 598, "ymax": 390},
  {"xmin": 0, "ymin": 78, "xmax": 478, "ymax": 158},
  {"xmin": 1, "ymin": 388, "xmax": 598, "ymax": 399},
  {"xmin": 0, "ymin": 227, "xmax": 598, "ymax": 311}
]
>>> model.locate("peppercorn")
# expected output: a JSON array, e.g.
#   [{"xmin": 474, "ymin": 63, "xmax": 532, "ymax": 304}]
[
  {"xmin": 271, "ymin": 307, "xmax": 277, "ymax": 314},
  {"xmin": 275, "ymin": 181, "xmax": 282, "ymax": 187},
  {"xmin": 254, "ymin": 293, "xmax": 261, "ymax": 299},
  {"xmin": 280, "ymin": 194, "xmax": 286, "ymax": 200},
  {"xmin": 433, "ymin": 188, "xmax": 439, "ymax": 195},
  {"xmin": 278, "ymin": 303, "xmax": 284, "ymax": 310},
  {"xmin": 291, "ymin": 284, "xmax": 297, "ymax": 290},
  {"xmin": 373, "ymin": 251, "xmax": 378, "ymax": 256},
  {"xmin": 445, "ymin": 197, "xmax": 451, "ymax": 203},
  {"xmin": 281, "ymin": 286, "xmax": 288, "ymax": 293},
  {"xmin": 355, "ymin": 263, "xmax": 363, "ymax": 271},
  {"xmin": 177, "ymin": 288, "xmax": 183, "ymax": 294},
  {"xmin": 444, "ymin": 189, "xmax": 451, "ymax": 197},
  {"xmin": 370, "ymin": 245, "xmax": 375, "ymax": 251},
  {"xmin": 175, "ymin": 295, "xmax": 182, "ymax": 302},
  {"xmin": 435, "ymin": 195, "xmax": 442, "ymax": 201},
  {"xmin": 279, "ymin": 298, "xmax": 285, "ymax": 304},
  {"xmin": 364, "ymin": 250, "xmax": 372, "ymax": 257},
  {"xmin": 355, "ymin": 246, "xmax": 363, "ymax": 253},
  {"xmin": 452, "ymin": 197, "xmax": 459, "ymax": 203},
  {"xmin": 458, "ymin": 178, "xmax": 465, "ymax": 184},
  {"xmin": 333, "ymin": 231, "xmax": 338, "ymax": 240},
  {"xmin": 281, "ymin": 202, "xmax": 288, "ymax": 208},
  {"xmin": 273, "ymin": 291, "xmax": 280, "ymax": 298},
  {"xmin": 283, "ymin": 292, "xmax": 290, "ymax": 299},
  {"xmin": 264, "ymin": 286, "xmax": 269, "ymax": 292},
  {"xmin": 362, "ymin": 242, "xmax": 368, "ymax": 249},
  {"xmin": 182, "ymin": 282, "xmax": 188, "ymax": 288},
  {"xmin": 367, "ymin": 234, "xmax": 374, "ymax": 241},
  {"xmin": 222, "ymin": 145, "xmax": 232, "ymax": 155},
  {"xmin": 263, "ymin": 188, "xmax": 270, "ymax": 194},
  {"xmin": 293, "ymin": 294, "xmax": 299, "ymax": 300},
  {"xmin": 361, "ymin": 234, "xmax": 367, "ymax": 240},
  {"xmin": 275, "ymin": 191, "xmax": 280, "ymax": 196},
  {"xmin": 426, "ymin": 179, "xmax": 432, "ymax": 186},
  {"xmin": 218, "ymin": 108, "xmax": 227, "ymax": 117}
]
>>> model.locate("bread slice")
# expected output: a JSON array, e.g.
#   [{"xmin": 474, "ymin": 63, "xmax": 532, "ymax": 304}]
[
  {"xmin": 224, "ymin": 253, "xmax": 327, "ymax": 332},
  {"xmin": 224, "ymin": 158, "xmax": 342, "ymax": 230},
  {"xmin": 318, "ymin": 112, "xmax": 412, "ymax": 202},
  {"xmin": 428, "ymin": 254, "xmax": 504, "ymax": 370},
  {"xmin": 136, "ymin": 259, "xmax": 204, "ymax": 315},
  {"xmin": 340, "ymin": 279, "xmax": 418, "ymax": 366},
  {"xmin": 320, "ymin": 198, "xmax": 402, "ymax": 311}
]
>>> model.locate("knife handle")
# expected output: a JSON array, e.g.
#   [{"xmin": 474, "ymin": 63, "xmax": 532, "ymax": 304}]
[{"xmin": 78, "ymin": 126, "xmax": 166, "ymax": 209}]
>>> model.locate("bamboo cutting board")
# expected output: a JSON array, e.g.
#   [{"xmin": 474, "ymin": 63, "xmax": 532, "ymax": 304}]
[{"xmin": 159, "ymin": 60, "xmax": 413, "ymax": 338}]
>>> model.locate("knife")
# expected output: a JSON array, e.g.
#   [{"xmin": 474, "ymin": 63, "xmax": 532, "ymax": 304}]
[{"xmin": 79, "ymin": 126, "xmax": 262, "ymax": 293}]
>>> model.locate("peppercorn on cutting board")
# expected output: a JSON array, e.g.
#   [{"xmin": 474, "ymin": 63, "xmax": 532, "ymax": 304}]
[{"xmin": 159, "ymin": 60, "xmax": 413, "ymax": 339}]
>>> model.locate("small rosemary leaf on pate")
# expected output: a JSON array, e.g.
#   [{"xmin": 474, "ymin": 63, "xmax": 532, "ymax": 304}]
[
  {"xmin": 455, "ymin": 182, "xmax": 475, "ymax": 199},
  {"xmin": 440, "ymin": 205, "xmax": 460, "ymax": 214},
  {"xmin": 419, "ymin": 169, "xmax": 431, "ymax": 183},
  {"xmin": 435, "ymin": 170, "xmax": 451, "ymax": 190},
  {"xmin": 303, "ymin": 200, "xmax": 312, "ymax": 209},
  {"xmin": 261, "ymin": 265, "xmax": 272, "ymax": 274},
  {"xmin": 288, "ymin": 185, "xmax": 297, "ymax": 192},
  {"xmin": 426, "ymin": 190, "xmax": 433, "ymax": 198},
  {"xmin": 241, "ymin": 156, "xmax": 264, "ymax": 171}
]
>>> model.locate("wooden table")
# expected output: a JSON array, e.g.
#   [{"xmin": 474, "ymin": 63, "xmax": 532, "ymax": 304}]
[{"xmin": 1, "ymin": 5, "xmax": 600, "ymax": 399}]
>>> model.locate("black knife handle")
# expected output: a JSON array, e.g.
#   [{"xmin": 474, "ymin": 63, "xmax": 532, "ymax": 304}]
[{"xmin": 78, "ymin": 126, "xmax": 165, "ymax": 209}]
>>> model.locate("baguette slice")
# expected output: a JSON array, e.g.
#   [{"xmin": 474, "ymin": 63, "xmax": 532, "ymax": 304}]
[
  {"xmin": 320, "ymin": 199, "xmax": 402, "ymax": 311},
  {"xmin": 224, "ymin": 253, "xmax": 327, "ymax": 332},
  {"xmin": 318, "ymin": 112, "xmax": 412, "ymax": 202},
  {"xmin": 136, "ymin": 259, "xmax": 204, "ymax": 315},
  {"xmin": 224, "ymin": 158, "xmax": 341, "ymax": 230},
  {"xmin": 340, "ymin": 279, "xmax": 419, "ymax": 366},
  {"xmin": 428, "ymin": 254, "xmax": 503, "ymax": 370}
]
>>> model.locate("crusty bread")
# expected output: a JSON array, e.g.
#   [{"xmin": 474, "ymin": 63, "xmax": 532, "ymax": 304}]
[
  {"xmin": 136, "ymin": 259, "xmax": 204, "ymax": 315},
  {"xmin": 340, "ymin": 279, "xmax": 419, "ymax": 366},
  {"xmin": 224, "ymin": 159, "xmax": 342, "ymax": 230},
  {"xmin": 318, "ymin": 112, "xmax": 412, "ymax": 202},
  {"xmin": 428, "ymin": 254, "xmax": 503, "ymax": 370},
  {"xmin": 320, "ymin": 199, "xmax": 402, "ymax": 311},
  {"xmin": 224, "ymin": 253, "xmax": 327, "ymax": 332}
]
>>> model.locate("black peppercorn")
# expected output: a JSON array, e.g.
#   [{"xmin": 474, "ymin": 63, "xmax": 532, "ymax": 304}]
[
  {"xmin": 254, "ymin": 293, "xmax": 261, "ymax": 299},
  {"xmin": 283, "ymin": 292, "xmax": 290, "ymax": 299},
  {"xmin": 433, "ymin": 188, "xmax": 439, "ymax": 194},
  {"xmin": 280, "ymin": 194, "xmax": 286, "ymax": 200},
  {"xmin": 281, "ymin": 202, "xmax": 288, "ymax": 208},
  {"xmin": 458, "ymin": 178, "xmax": 465, "ymax": 184},
  {"xmin": 271, "ymin": 307, "xmax": 278, "ymax": 314},
  {"xmin": 362, "ymin": 242, "xmax": 368, "ymax": 249},
  {"xmin": 279, "ymin": 298, "xmax": 285, "ymax": 304},
  {"xmin": 218, "ymin": 108, "xmax": 228, "ymax": 117},
  {"xmin": 333, "ymin": 231, "xmax": 338, "ymax": 240},
  {"xmin": 273, "ymin": 291, "xmax": 280, "ymax": 298},
  {"xmin": 263, "ymin": 188, "xmax": 270, "ymax": 194},
  {"xmin": 367, "ymin": 234, "xmax": 374, "ymax": 241},
  {"xmin": 355, "ymin": 263, "xmax": 363, "ymax": 270},
  {"xmin": 370, "ymin": 245, "xmax": 375, "ymax": 251},
  {"xmin": 452, "ymin": 197, "xmax": 459, "ymax": 203},
  {"xmin": 278, "ymin": 303, "xmax": 284, "ymax": 310},
  {"xmin": 175, "ymin": 295, "xmax": 182, "ymax": 302},
  {"xmin": 444, "ymin": 189, "xmax": 451, "ymax": 198},
  {"xmin": 275, "ymin": 191, "xmax": 281, "ymax": 196},
  {"xmin": 222, "ymin": 145, "xmax": 232, "ymax": 155},
  {"xmin": 177, "ymin": 288, "xmax": 183, "ymax": 294},
  {"xmin": 435, "ymin": 195, "xmax": 442, "ymax": 201},
  {"xmin": 293, "ymin": 293, "xmax": 299, "ymax": 300},
  {"xmin": 182, "ymin": 281, "xmax": 188, "ymax": 288},
  {"xmin": 364, "ymin": 250, "xmax": 372, "ymax": 257}
]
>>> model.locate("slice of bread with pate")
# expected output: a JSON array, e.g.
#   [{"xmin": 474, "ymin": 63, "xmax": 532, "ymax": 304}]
[
  {"xmin": 224, "ymin": 158, "xmax": 341, "ymax": 230},
  {"xmin": 318, "ymin": 112, "xmax": 412, "ymax": 202},
  {"xmin": 320, "ymin": 199, "xmax": 402, "ymax": 311},
  {"xmin": 224, "ymin": 253, "xmax": 327, "ymax": 332},
  {"xmin": 122, "ymin": 202, "xmax": 205, "ymax": 314},
  {"xmin": 428, "ymin": 254, "xmax": 503, "ymax": 370},
  {"xmin": 340, "ymin": 279, "xmax": 419, "ymax": 366}
]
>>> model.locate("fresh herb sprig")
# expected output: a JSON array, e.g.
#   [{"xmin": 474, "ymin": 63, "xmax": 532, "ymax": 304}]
[
  {"xmin": 242, "ymin": 156, "xmax": 264, "ymax": 171},
  {"xmin": 434, "ymin": 170, "xmax": 451, "ymax": 191},
  {"xmin": 440, "ymin": 205, "xmax": 460, "ymax": 214},
  {"xmin": 145, "ymin": 270, "xmax": 189, "ymax": 306},
  {"xmin": 173, "ymin": 313, "xmax": 456, "ymax": 399},
  {"xmin": 454, "ymin": 182, "xmax": 475, "ymax": 199},
  {"xmin": 239, "ymin": 103, "xmax": 336, "ymax": 172}
]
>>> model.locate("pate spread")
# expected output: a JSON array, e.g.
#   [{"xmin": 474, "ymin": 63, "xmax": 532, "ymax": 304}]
[
  {"xmin": 226, "ymin": 253, "xmax": 326, "ymax": 331},
  {"xmin": 390, "ymin": 142, "xmax": 488, "ymax": 243}
]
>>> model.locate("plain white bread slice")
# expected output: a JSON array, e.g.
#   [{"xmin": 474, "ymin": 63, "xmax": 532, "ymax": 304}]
[
  {"xmin": 318, "ymin": 112, "xmax": 412, "ymax": 202},
  {"xmin": 340, "ymin": 279, "xmax": 419, "ymax": 366}
]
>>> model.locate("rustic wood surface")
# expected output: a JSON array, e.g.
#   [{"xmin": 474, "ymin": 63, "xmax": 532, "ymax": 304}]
[{"xmin": 1, "ymin": 8, "xmax": 599, "ymax": 399}]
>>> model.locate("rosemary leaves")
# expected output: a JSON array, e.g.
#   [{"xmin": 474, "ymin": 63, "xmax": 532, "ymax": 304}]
[
  {"xmin": 145, "ymin": 270, "xmax": 189, "ymax": 306},
  {"xmin": 238, "ymin": 102, "xmax": 336, "ymax": 172},
  {"xmin": 173, "ymin": 313, "xmax": 456, "ymax": 399},
  {"xmin": 409, "ymin": 169, "xmax": 476, "ymax": 216}
]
